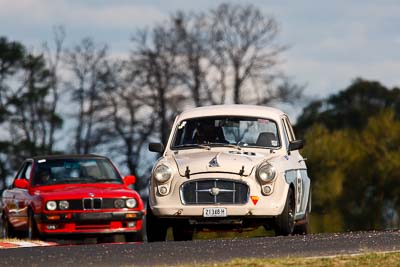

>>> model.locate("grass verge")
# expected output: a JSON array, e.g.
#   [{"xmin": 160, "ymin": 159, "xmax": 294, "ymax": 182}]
[{"xmin": 181, "ymin": 251, "xmax": 400, "ymax": 267}]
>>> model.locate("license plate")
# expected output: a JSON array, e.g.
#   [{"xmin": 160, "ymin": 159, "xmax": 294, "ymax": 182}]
[
  {"xmin": 203, "ymin": 208, "xmax": 227, "ymax": 217},
  {"xmin": 80, "ymin": 213, "xmax": 111, "ymax": 220}
]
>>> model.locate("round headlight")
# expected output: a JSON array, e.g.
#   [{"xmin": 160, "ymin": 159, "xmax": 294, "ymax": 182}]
[
  {"xmin": 114, "ymin": 199, "xmax": 125, "ymax": 208},
  {"xmin": 59, "ymin": 200, "xmax": 69, "ymax": 210},
  {"xmin": 126, "ymin": 198, "xmax": 137, "ymax": 208},
  {"xmin": 256, "ymin": 163, "xmax": 276, "ymax": 184},
  {"xmin": 46, "ymin": 201, "xmax": 57, "ymax": 211},
  {"xmin": 153, "ymin": 164, "xmax": 172, "ymax": 183}
]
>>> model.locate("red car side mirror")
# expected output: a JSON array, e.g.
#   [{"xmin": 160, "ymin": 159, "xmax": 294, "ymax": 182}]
[
  {"xmin": 123, "ymin": 175, "xmax": 136, "ymax": 186},
  {"xmin": 14, "ymin": 178, "xmax": 29, "ymax": 189}
]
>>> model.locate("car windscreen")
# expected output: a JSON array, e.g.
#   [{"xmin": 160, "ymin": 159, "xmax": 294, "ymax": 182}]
[
  {"xmin": 32, "ymin": 158, "xmax": 122, "ymax": 186},
  {"xmin": 172, "ymin": 116, "xmax": 280, "ymax": 149}
]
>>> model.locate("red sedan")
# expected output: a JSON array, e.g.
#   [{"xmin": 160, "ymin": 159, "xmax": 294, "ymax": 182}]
[{"xmin": 1, "ymin": 154, "xmax": 145, "ymax": 242}]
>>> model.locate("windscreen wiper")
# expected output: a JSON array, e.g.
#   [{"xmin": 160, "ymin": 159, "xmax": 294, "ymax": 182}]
[
  {"xmin": 211, "ymin": 143, "xmax": 242, "ymax": 150},
  {"xmin": 175, "ymin": 144, "xmax": 211, "ymax": 150}
]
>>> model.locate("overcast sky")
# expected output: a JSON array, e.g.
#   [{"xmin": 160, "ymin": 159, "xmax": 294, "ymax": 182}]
[{"xmin": 1, "ymin": 0, "xmax": 399, "ymax": 101}]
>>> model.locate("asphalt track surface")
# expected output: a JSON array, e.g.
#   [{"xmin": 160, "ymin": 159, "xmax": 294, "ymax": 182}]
[{"xmin": 0, "ymin": 230, "xmax": 399, "ymax": 267}]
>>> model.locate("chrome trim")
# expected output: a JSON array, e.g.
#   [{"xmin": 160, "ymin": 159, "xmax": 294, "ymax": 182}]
[{"xmin": 179, "ymin": 178, "xmax": 249, "ymax": 205}]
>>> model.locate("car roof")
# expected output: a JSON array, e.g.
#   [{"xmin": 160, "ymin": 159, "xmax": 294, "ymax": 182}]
[
  {"xmin": 30, "ymin": 154, "xmax": 109, "ymax": 161},
  {"xmin": 177, "ymin": 104, "xmax": 286, "ymax": 121}
]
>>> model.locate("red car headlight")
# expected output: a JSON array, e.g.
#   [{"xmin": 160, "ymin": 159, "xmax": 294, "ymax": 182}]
[
  {"xmin": 59, "ymin": 200, "xmax": 69, "ymax": 210},
  {"xmin": 46, "ymin": 201, "xmax": 57, "ymax": 211},
  {"xmin": 114, "ymin": 199, "xmax": 125, "ymax": 208},
  {"xmin": 126, "ymin": 198, "xmax": 137, "ymax": 208}
]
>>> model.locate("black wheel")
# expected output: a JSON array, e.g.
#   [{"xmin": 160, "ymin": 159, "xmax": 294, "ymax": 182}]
[
  {"xmin": 27, "ymin": 209, "xmax": 39, "ymax": 240},
  {"xmin": 125, "ymin": 230, "xmax": 144, "ymax": 242},
  {"xmin": 146, "ymin": 201, "xmax": 168, "ymax": 242},
  {"xmin": 275, "ymin": 187, "xmax": 295, "ymax": 236},
  {"xmin": 1, "ymin": 215, "xmax": 13, "ymax": 238},
  {"xmin": 172, "ymin": 222, "xmax": 194, "ymax": 241}
]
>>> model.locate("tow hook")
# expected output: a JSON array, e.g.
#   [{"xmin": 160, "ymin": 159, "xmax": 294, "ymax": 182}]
[{"xmin": 175, "ymin": 209, "xmax": 183, "ymax": 215}]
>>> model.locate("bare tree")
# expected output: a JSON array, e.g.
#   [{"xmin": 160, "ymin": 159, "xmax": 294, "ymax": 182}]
[
  {"xmin": 42, "ymin": 26, "xmax": 66, "ymax": 153},
  {"xmin": 0, "ymin": 37, "xmax": 65, "ymax": 186},
  {"xmin": 65, "ymin": 38, "xmax": 109, "ymax": 154},
  {"xmin": 257, "ymin": 78, "xmax": 304, "ymax": 105},
  {"xmin": 131, "ymin": 26, "xmax": 185, "ymax": 145},
  {"xmin": 127, "ymin": 3, "xmax": 303, "ymax": 147},
  {"xmin": 169, "ymin": 3, "xmax": 303, "ymax": 106},
  {"xmin": 97, "ymin": 60, "xmax": 156, "ymax": 185},
  {"xmin": 172, "ymin": 12, "xmax": 212, "ymax": 107},
  {"xmin": 7, "ymin": 52, "xmax": 57, "ymax": 156},
  {"xmin": 207, "ymin": 3, "xmax": 289, "ymax": 104}
]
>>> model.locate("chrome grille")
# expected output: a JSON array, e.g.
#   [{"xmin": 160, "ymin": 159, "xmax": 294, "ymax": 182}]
[{"xmin": 180, "ymin": 179, "xmax": 249, "ymax": 205}]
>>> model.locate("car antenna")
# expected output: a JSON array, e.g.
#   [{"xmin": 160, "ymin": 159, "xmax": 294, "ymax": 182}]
[{"xmin": 185, "ymin": 166, "xmax": 190, "ymax": 179}]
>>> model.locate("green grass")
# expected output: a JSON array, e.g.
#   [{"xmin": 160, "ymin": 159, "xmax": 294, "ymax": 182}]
[{"xmin": 179, "ymin": 252, "xmax": 400, "ymax": 267}]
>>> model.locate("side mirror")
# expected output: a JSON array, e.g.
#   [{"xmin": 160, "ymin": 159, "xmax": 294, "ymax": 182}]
[
  {"xmin": 123, "ymin": 175, "xmax": 136, "ymax": 186},
  {"xmin": 149, "ymin": 142, "xmax": 164, "ymax": 153},
  {"xmin": 289, "ymin": 140, "xmax": 304, "ymax": 151},
  {"xmin": 14, "ymin": 178, "xmax": 29, "ymax": 189}
]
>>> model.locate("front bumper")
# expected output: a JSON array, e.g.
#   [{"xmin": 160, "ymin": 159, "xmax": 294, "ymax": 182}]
[
  {"xmin": 151, "ymin": 173, "xmax": 290, "ymax": 219},
  {"xmin": 34, "ymin": 210, "xmax": 144, "ymax": 235}
]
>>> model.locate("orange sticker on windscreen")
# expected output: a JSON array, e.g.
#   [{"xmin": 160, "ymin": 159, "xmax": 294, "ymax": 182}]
[{"xmin": 250, "ymin": 196, "xmax": 259, "ymax": 205}]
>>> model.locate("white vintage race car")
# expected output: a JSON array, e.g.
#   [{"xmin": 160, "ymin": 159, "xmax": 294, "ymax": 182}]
[{"xmin": 146, "ymin": 105, "xmax": 311, "ymax": 241}]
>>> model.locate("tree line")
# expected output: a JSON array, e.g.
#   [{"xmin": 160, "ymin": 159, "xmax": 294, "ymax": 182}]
[
  {"xmin": 0, "ymin": 3, "xmax": 302, "ymax": 192},
  {"xmin": 298, "ymin": 78, "xmax": 400, "ymax": 232}
]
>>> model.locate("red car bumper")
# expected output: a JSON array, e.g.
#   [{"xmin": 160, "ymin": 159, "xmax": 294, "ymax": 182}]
[{"xmin": 34, "ymin": 210, "xmax": 144, "ymax": 235}]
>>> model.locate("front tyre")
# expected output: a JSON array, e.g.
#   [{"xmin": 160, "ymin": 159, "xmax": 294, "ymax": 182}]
[
  {"xmin": 275, "ymin": 187, "xmax": 295, "ymax": 236},
  {"xmin": 125, "ymin": 229, "xmax": 144, "ymax": 242},
  {"xmin": 28, "ymin": 209, "xmax": 39, "ymax": 240},
  {"xmin": 172, "ymin": 221, "xmax": 194, "ymax": 241},
  {"xmin": 146, "ymin": 201, "xmax": 168, "ymax": 242}
]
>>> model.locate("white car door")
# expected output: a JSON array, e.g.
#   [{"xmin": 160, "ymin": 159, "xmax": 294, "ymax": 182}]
[{"xmin": 281, "ymin": 116, "xmax": 308, "ymax": 216}]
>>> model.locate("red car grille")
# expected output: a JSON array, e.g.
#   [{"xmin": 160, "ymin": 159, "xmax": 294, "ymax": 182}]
[
  {"xmin": 82, "ymin": 198, "xmax": 102, "ymax": 210},
  {"xmin": 68, "ymin": 198, "xmax": 117, "ymax": 210}
]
